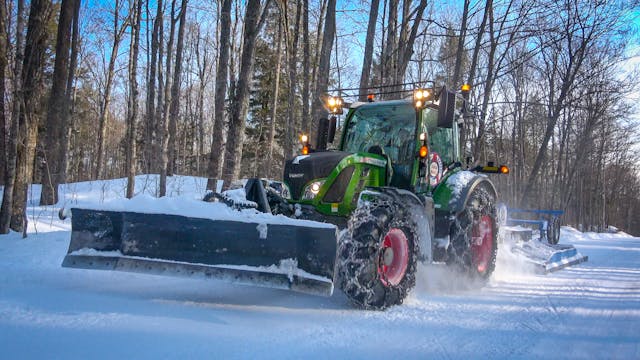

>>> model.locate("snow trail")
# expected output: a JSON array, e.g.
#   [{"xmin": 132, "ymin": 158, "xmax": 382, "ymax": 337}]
[{"xmin": 0, "ymin": 176, "xmax": 639, "ymax": 359}]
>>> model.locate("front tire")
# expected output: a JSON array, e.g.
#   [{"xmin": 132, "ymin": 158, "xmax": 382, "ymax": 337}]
[
  {"xmin": 449, "ymin": 185, "xmax": 498, "ymax": 280},
  {"xmin": 338, "ymin": 198, "xmax": 418, "ymax": 310}
]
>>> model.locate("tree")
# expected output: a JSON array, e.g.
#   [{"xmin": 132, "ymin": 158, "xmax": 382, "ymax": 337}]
[
  {"xmin": 125, "ymin": 0, "xmax": 142, "ymax": 199},
  {"xmin": 451, "ymin": 0, "xmax": 470, "ymax": 88},
  {"xmin": 0, "ymin": 0, "xmax": 8, "ymax": 183},
  {"xmin": 158, "ymin": 0, "xmax": 177, "ymax": 196},
  {"xmin": 206, "ymin": 0, "xmax": 232, "ymax": 190},
  {"xmin": 11, "ymin": 0, "xmax": 53, "ymax": 233},
  {"xmin": 300, "ymin": 0, "xmax": 310, "ymax": 133},
  {"xmin": 379, "ymin": 0, "xmax": 427, "ymax": 95},
  {"xmin": 221, "ymin": 0, "xmax": 271, "ymax": 187},
  {"xmin": 95, "ymin": 0, "xmax": 128, "ymax": 180},
  {"xmin": 166, "ymin": 0, "xmax": 189, "ymax": 177},
  {"xmin": 282, "ymin": 0, "xmax": 302, "ymax": 163},
  {"xmin": 310, "ymin": 0, "xmax": 335, "ymax": 142},
  {"xmin": 40, "ymin": 0, "xmax": 77, "ymax": 205},
  {"xmin": 358, "ymin": 0, "xmax": 379, "ymax": 101},
  {"xmin": 520, "ymin": 1, "xmax": 614, "ymax": 205},
  {"xmin": 0, "ymin": 0, "xmax": 25, "ymax": 234},
  {"xmin": 258, "ymin": 15, "xmax": 282, "ymax": 177},
  {"xmin": 143, "ymin": 0, "xmax": 163, "ymax": 175}
]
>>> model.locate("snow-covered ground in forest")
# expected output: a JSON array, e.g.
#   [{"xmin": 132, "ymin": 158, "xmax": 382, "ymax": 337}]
[{"xmin": 1, "ymin": 175, "xmax": 639, "ymax": 359}]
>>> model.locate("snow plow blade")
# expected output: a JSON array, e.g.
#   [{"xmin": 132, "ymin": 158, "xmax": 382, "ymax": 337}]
[
  {"xmin": 502, "ymin": 226, "xmax": 588, "ymax": 273},
  {"xmin": 62, "ymin": 208, "xmax": 338, "ymax": 296}
]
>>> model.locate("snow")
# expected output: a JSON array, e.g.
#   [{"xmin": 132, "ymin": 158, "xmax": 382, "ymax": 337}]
[
  {"xmin": 69, "ymin": 191, "xmax": 333, "ymax": 229},
  {"xmin": 446, "ymin": 170, "xmax": 483, "ymax": 205},
  {"xmin": 217, "ymin": 259, "xmax": 332, "ymax": 285},
  {"xmin": 1, "ymin": 175, "xmax": 639, "ymax": 359}
]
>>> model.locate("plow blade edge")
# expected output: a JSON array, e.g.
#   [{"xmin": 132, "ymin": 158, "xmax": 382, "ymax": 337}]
[
  {"xmin": 502, "ymin": 226, "xmax": 588, "ymax": 274},
  {"xmin": 63, "ymin": 208, "xmax": 338, "ymax": 296}
]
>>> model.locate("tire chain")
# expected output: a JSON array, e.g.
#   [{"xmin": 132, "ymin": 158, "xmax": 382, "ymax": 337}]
[{"xmin": 202, "ymin": 191, "xmax": 258, "ymax": 210}]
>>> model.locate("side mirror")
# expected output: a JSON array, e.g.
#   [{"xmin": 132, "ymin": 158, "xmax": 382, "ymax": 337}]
[
  {"xmin": 316, "ymin": 118, "xmax": 329, "ymax": 151},
  {"xmin": 328, "ymin": 116, "xmax": 337, "ymax": 144},
  {"xmin": 437, "ymin": 86, "xmax": 456, "ymax": 128}
]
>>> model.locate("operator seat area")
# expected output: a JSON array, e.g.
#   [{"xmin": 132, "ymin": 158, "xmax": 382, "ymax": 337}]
[
  {"xmin": 367, "ymin": 145, "xmax": 411, "ymax": 190},
  {"xmin": 367, "ymin": 145, "xmax": 394, "ymax": 186}
]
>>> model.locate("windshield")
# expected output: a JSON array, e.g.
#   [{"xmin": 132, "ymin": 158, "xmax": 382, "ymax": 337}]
[{"xmin": 342, "ymin": 103, "xmax": 417, "ymax": 166}]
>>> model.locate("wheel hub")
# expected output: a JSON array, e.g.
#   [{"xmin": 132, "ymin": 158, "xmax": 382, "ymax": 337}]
[
  {"xmin": 382, "ymin": 247, "xmax": 394, "ymax": 266},
  {"xmin": 377, "ymin": 228, "xmax": 409, "ymax": 287},
  {"xmin": 471, "ymin": 215, "xmax": 494, "ymax": 274}
]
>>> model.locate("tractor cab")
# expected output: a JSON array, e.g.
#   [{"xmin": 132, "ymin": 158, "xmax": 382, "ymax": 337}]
[
  {"xmin": 339, "ymin": 98, "xmax": 460, "ymax": 191},
  {"xmin": 282, "ymin": 87, "xmax": 462, "ymax": 220},
  {"xmin": 337, "ymin": 87, "xmax": 461, "ymax": 193},
  {"xmin": 340, "ymin": 100, "xmax": 418, "ymax": 189}
]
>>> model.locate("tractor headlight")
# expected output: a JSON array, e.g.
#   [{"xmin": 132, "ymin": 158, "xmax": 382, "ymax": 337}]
[
  {"xmin": 302, "ymin": 180, "xmax": 326, "ymax": 200},
  {"xmin": 414, "ymin": 88, "xmax": 433, "ymax": 108},
  {"xmin": 281, "ymin": 184, "xmax": 292, "ymax": 199},
  {"xmin": 325, "ymin": 95, "xmax": 344, "ymax": 114}
]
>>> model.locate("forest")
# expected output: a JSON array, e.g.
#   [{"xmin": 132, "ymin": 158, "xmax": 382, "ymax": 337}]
[{"xmin": 0, "ymin": 0, "xmax": 639, "ymax": 235}]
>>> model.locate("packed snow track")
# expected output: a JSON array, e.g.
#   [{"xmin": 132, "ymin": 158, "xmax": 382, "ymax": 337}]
[{"xmin": 1, "ymin": 177, "xmax": 638, "ymax": 359}]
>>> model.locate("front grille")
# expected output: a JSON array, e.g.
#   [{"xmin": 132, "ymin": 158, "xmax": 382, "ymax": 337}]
[{"xmin": 283, "ymin": 151, "xmax": 350, "ymax": 200}]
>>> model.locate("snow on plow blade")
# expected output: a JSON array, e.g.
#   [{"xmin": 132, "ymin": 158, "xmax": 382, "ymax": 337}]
[
  {"xmin": 63, "ymin": 208, "xmax": 338, "ymax": 296},
  {"xmin": 502, "ymin": 227, "xmax": 588, "ymax": 273}
]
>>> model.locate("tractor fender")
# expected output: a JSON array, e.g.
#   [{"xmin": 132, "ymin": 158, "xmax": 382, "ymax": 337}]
[
  {"xmin": 432, "ymin": 171, "xmax": 498, "ymax": 244},
  {"xmin": 357, "ymin": 187, "xmax": 425, "ymax": 213},
  {"xmin": 357, "ymin": 187, "xmax": 433, "ymax": 262},
  {"xmin": 447, "ymin": 173, "xmax": 497, "ymax": 215}
]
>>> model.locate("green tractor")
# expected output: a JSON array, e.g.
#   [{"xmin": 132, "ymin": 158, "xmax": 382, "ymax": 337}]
[
  {"xmin": 61, "ymin": 85, "xmax": 508, "ymax": 310},
  {"xmin": 273, "ymin": 87, "xmax": 508, "ymax": 308}
]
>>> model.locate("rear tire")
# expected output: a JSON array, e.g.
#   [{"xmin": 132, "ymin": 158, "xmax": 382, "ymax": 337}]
[
  {"xmin": 338, "ymin": 198, "xmax": 418, "ymax": 310},
  {"xmin": 546, "ymin": 216, "xmax": 560, "ymax": 245},
  {"xmin": 448, "ymin": 185, "xmax": 498, "ymax": 281}
]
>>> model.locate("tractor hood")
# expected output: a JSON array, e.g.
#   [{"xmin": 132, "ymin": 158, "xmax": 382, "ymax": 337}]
[{"xmin": 284, "ymin": 151, "xmax": 351, "ymax": 200}]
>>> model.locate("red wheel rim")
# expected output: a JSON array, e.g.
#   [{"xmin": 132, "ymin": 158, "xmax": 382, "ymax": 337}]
[
  {"xmin": 471, "ymin": 215, "xmax": 494, "ymax": 273},
  {"xmin": 377, "ymin": 228, "xmax": 409, "ymax": 286}
]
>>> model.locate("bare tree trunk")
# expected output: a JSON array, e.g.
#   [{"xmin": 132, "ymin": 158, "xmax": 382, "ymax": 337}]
[
  {"xmin": 144, "ymin": 0, "xmax": 162, "ymax": 175},
  {"xmin": 11, "ymin": 0, "xmax": 52, "ymax": 234},
  {"xmin": 301, "ymin": 0, "xmax": 310, "ymax": 131},
  {"xmin": 451, "ymin": 0, "xmax": 470, "ymax": 87},
  {"xmin": 95, "ymin": 0, "xmax": 126, "ymax": 180},
  {"xmin": 310, "ymin": 0, "xmax": 335, "ymax": 142},
  {"xmin": 310, "ymin": 0, "xmax": 326, "ymax": 99},
  {"xmin": 40, "ymin": 0, "xmax": 75, "ymax": 205},
  {"xmin": 379, "ymin": 1, "xmax": 425, "ymax": 95},
  {"xmin": 380, "ymin": 0, "xmax": 396, "ymax": 91},
  {"xmin": 0, "ymin": 0, "xmax": 25, "ymax": 234},
  {"xmin": 194, "ymin": 27, "xmax": 210, "ymax": 175},
  {"xmin": 521, "ymin": 45, "xmax": 590, "ymax": 204},
  {"xmin": 0, "ymin": 0, "xmax": 8, "ymax": 182},
  {"xmin": 154, "ymin": 6, "xmax": 165, "ymax": 175},
  {"xmin": 63, "ymin": 0, "xmax": 81, "ymax": 179},
  {"xmin": 221, "ymin": 0, "xmax": 271, "ymax": 187},
  {"xmin": 395, "ymin": 2, "xmax": 426, "ymax": 87},
  {"xmin": 206, "ymin": 0, "xmax": 232, "ymax": 190},
  {"xmin": 465, "ymin": 0, "xmax": 491, "ymax": 89},
  {"xmin": 166, "ymin": 0, "xmax": 189, "ymax": 176},
  {"xmin": 125, "ymin": 0, "xmax": 142, "ymax": 199},
  {"xmin": 283, "ymin": 0, "xmax": 301, "ymax": 163},
  {"xmin": 260, "ymin": 18, "xmax": 282, "ymax": 177},
  {"xmin": 358, "ymin": 0, "xmax": 379, "ymax": 101},
  {"xmin": 158, "ymin": 0, "xmax": 177, "ymax": 196},
  {"xmin": 462, "ymin": 0, "xmax": 491, "ymax": 154}
]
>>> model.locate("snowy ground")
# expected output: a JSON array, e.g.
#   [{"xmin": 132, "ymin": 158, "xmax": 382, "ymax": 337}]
[{"xmin": 1, "ymin": 176, "xmax": 639, "ymax": 359}]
